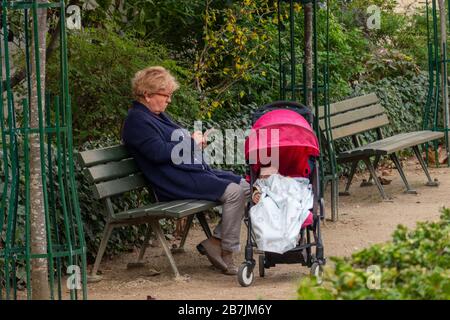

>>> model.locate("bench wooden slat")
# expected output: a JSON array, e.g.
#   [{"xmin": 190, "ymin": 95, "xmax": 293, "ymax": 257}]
[
  {"xmin": 112, "ymin": 203, "xmax": 172, "ymax": 220},
  {"xmin": 144, "ymin": 200, "xmax": 197, "ymax": 212},
  {"xmin": 85, "ymin": 159, "xmax": 140, "ymax": 183},
  {"xmin": 351, "ymin": 131, "xmax": 423, "ymax": 151},
  {"xmin": 339, "ymin": 131, "xmax": 444, "ymax": 156},
  {"xmin": 331, "ymin": 114, "xmax": 390, "ymax": 140},
  {"xmin": 112, "ymin": 200, "xmax": 219, "ymax": 221},
  {"xmin": 164, "ymin": 200, "xmax": 219, "ymax": 218},
  {"xmin": 319, "ymin": 93, "xmax": 378, "ymax": 118},
  {"xmin": 92, "ymin": 173, "xmax": 148, "ymax": 199},
  {"xmin": 337, "ymin": 132, "xmax": 417, "ymax": 160},
  {"xmin": 77, "ymin": 145, "xmax": 130, "ymax": 167},
  {"xmin": 319, "ymin": 104, "xmax": 385, "ymax": 129},
  {"xmin": 112, "ymin": 202, "xmax": 194, "ymax": 220},
  {"xmin": 379, "ymin": 131, "xmax": 444, "ymax": 153}
]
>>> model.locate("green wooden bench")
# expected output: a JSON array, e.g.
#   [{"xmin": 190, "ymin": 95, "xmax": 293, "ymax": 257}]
[
  {"xmin": 319, "ymin": 93, "xmax": 443, "ymax": 202},
  {"xmin": 77, "ymin": 145, "xmax": 220, "ymax": 281}
]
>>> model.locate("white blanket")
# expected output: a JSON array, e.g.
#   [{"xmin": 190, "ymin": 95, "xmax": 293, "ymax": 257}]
[{"xmin": 250, "ymin": 174, "xmax": 313, "ymax": 254}]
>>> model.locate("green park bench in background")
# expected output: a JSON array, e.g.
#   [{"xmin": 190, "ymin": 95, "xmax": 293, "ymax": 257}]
[
  {"xmin": 319, "ymin": 93, "xmax": 443, "ymax": 202},
  {"xmin": 77, "ymin": 145, "xmax": 220, "ymax": 281}
]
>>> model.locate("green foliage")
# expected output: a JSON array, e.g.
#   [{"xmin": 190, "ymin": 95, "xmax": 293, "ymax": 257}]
[
  {"xmin": 332, "ymin": 72, "xmax": 429, "ymax": 169},
  {"xmin": 360, "ymin": 49, "xmax": 420, "ymax": 82},
  {"xmin": 353, "ymin": 72, "xmax": 428, "ymax": 137},
  {"xmin": 312, "ymin": 4, "xmax": 369, "ymax": 98},
  {"xmin": 389, "ymin": 9, "xmax": 429, "ymax": 70},
  {"xmin": 195, "ymin": 0, "xmax": 371, "ymax": 116},
  {"xmin": 333, "ymin": 0, "xmax": 428, "ymax": 86},
  {"xmin": 46, "ymin": 28, "xmax": 200, "ymax": 144},
  {"xmin": 82, "ymin": 0, "xmax": 209, "ymax": 59},
  {"xmin": 297, "ymin": 208, "xmax": 450, "ymax": 300},
  {"xmin": 195, "ymin": 0, "xmax": 279, "ymax": 115}
]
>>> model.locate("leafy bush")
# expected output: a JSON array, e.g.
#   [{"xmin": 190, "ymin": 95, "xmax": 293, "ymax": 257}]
[
  {"xmin": 81, "ymin": 0, "xmax": 211, "ymax": 61},
  {"xmin": 353, "ymin": 72, "xmax": 428, "ymax": 137},
  {"xmin": 360, "ymin": 48, "xmax": 420, "ymax": 82},
  {"xmin": 331, "ymin": 72, "xmax": 429, "ymax": 160},
  {"xmin": 195, "ymin": 1, "xmax": 370, "ymax": 115},
  {"xmin": 298, "ymin": 208, "xmax": 450, "ymax": 300},
  {"xmin": 47, "ymin": 28, "xmax": 201, "ymax": 144}
]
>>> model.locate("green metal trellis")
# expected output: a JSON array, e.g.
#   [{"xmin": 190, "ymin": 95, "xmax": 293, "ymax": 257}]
[
  {"xmin": 277, "ymin": 0, "xmax": 338, "ymax": 221},
  {"xmin": 424, "ymin": 0, "xmax": 450, "ymax": 166},
  {"xmin": 0, "ymin": 0, "xmax": 87, "ymax": 300}
]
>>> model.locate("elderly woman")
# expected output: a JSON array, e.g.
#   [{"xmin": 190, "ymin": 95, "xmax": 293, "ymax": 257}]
[{"xmin": 122, "ymin": 66, "xmax": 250, "ymax": 275}]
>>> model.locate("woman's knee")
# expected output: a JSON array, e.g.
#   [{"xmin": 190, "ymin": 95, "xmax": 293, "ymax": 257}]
[
  {"xmin": 239, "ymin": 179, "xmax": 251, "ymax": 200},
  {"xmin": 221, "ymin": 182, "xmax": 246, "ymax": 203}
]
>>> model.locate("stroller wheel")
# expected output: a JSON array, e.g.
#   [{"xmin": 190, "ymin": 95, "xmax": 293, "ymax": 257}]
[
  {"xmin": 238, "ymin": 263, "xmax": 254, "ymax": 287},
  {"xmin": 258, "ymin": 255, "xmax": 265, "ymax": 278},
  {"xmin": 310, "ymin": 262, "xmax": 324, "ymax": 284}
]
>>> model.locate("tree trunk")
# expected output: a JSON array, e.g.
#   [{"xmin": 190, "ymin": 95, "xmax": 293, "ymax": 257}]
[
  {"xmin": 30, "ymin": 0, "xmax": 50, "ymax": 300},
  {"xmin": 304, "ymin": 2, "xmax": 313, "ymax": 108},
  {"xmin": 438, "ymin": 0, "xmax": 449, "ymax": 136}
]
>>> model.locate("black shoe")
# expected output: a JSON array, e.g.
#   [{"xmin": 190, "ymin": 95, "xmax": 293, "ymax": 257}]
[
  {"xmin": 196, "ymin": 243, "xmax": 206, "ymax": 255},
  {"xmin": 198, "ymin": 238, "xmax": 227, "ymax": 271}
]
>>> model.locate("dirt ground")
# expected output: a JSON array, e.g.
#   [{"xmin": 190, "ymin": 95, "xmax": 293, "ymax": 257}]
[{"xmin": 85, "ymin": 157, "xmax": 449, "ymax": 300}]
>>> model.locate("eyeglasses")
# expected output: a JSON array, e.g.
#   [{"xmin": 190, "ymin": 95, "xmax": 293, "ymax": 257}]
[{"xmin": 153, "ymin": 92, "xmax": 173, "ymax": 99}]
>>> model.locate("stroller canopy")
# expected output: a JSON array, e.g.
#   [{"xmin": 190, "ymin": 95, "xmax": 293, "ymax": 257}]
[{"xmin": 245, "ymin": 109, "xmax": 320, "ymax": 177}]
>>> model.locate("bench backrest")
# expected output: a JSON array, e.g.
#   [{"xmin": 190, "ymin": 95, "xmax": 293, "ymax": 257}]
[
  {"xmin": 318, "ymin": 93, "xmax": 389, "ymax": 140},
  {"xmin": 77, "ymin": 145, "xmax": 148, "ymax": 200}
]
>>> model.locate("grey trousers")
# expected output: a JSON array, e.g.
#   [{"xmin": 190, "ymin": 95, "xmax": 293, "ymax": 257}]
[{"xmin": 213, "ymin": 179, "xmax": 251, "ymax": 252}]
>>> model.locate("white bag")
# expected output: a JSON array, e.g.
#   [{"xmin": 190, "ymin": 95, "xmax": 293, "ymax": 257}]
[{"xmin": 249, "ymin": 174, "xmax": 313, "ymax": 254}]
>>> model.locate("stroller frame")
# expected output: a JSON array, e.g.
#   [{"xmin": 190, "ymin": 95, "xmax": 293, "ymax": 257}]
[{"xmin": 238, "ymin": 101, "xmax": 326, "ymax": 287}]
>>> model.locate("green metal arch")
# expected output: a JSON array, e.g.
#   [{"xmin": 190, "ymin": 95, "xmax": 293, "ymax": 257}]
[
  {"xmin": 277, "ymin": 0, "xmax": 338, "ymax": 220},
  {"xmin": 0, "ymin": 0, "xmax": 87, "ymax": 300},
  {"xmin": 424, "ymin": 0, "xmax": 450, "ymax": 167}
]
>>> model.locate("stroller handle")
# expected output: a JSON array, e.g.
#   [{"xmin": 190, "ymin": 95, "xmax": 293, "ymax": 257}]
[{"xmin": 252, "ymin": 100, "xmax": 313, "ymax": 125}]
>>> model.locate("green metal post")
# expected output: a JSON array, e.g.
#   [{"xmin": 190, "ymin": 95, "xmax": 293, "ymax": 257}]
[
  {"xmin": 0, "ymin": 0, "xmax": 87, "ymax": 300},
  {"xmin": 289, "ymin": 0, "xmax": 296, "ymax": 100},
  {"xmin": 276, "ymin": 0, "xmax": 336, "ymax": 218},
  {"xmin": 424, "ymin": 0, "xmax": 450, "ymax": 167},
  {"xmin": 277, "ymin": 0, "xmax": 283, "ymax": 99}
]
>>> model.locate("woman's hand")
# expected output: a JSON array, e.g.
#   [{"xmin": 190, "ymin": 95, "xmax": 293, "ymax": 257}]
[
  {"xmin": 192, "ymin": 128, "xmax": 215, "ymax": 149},
  {"xmin": 192, "ymin": 131, "xmax": 206, "ymax": 149}
]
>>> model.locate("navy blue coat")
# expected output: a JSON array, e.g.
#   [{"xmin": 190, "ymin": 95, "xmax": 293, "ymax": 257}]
[{"xmin": 122, "ymin": 101, "xmax": 242, "ymax": 202}]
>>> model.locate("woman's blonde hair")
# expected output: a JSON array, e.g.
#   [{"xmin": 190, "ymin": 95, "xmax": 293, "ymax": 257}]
[{"xmin": 132, "ymin": 66, "xmax": 180, "ymax": 99}]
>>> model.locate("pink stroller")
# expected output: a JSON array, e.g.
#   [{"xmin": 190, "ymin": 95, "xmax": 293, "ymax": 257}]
[{"xmin": 238, "ymin": 101, "xmax": 326, "ymax": 287}]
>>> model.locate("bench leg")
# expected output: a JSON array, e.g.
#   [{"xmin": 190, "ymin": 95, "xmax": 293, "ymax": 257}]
[
  {"xmin": 90, "ymin": 223, "xmax": 114, "ymax": 279},
  {"xmin": 149, "ymin": 219, "xmax": 181, "ymax": 278},
  {"xmin": 389, "ymin": 153, "xmax": 417, "ymax": 194},
  {"xmin": 137, "ymin": 225, "xmax": 152, "ymax": 262},
  {"xmin": 413, "ymin": 146, "xmax": 440, "ymax": 186},
  {"xmin": 196, "ymin": 212, "xmax": 212, "ymax": 238},
  {"xmin": 362, "ymin": 158, "xmax": 391, "ymax": 200},
  {"xmin": 366, "ymin": 155, "xmax": 381, "ymax": 185},
  {"xmin": 178, "ymin": 214, "xmax": 194, "ymax": 251},
  {"xmin": 340, "ymin": 161, "xmax": 357, "ymax": 196}
]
